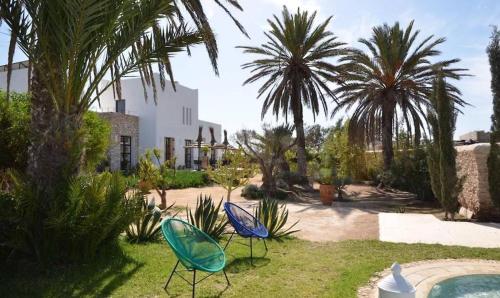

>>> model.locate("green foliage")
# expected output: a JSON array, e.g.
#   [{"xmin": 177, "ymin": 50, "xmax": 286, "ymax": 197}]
[
  {"xmin": 254, "ymin": 197, "xmax": 299, "ymax": 240},
  {"xmin": 82, "ymin": 112, "xmax": 111, "ymax": 170},
  {"xmin": 187, "ymin": 195, "xmax": 228, "ymax": 241},
  {"xmin": 206, "ymin": 149, "xmax": 256, "ymax": 201},
  {"xmin": 241, "ymin": 184, "xmax": 264, "ymax": 199},
  {"xmin": 487, "ymin": 26, "xmax": 500, "ymax": 207},
  {"xmin": 126, "ymin": 170, "xmax": 210, "ymax": 190},
  {"xmin": 0, "ymin": 91, "xmax": 30, "ymax": 171},
  {"xmin": 236, "ymin": 125, "xmax": 296, "ymax": 196},
  {"xmin": 2, "ymin": 172, "xmax": 142, "ymax": 263},
  {"xmin": 334, "ymin": 20, "xmax": 467, "ymax": 170},
  {"xmin": 239, "ymin": 6, "xmax": 349, "ymax": 176},
  {"xmin": 125, "ymin": 197, "xmax": 174, "ymax": 243},
  {"xmin": 321, "ymin": 119, "xmax": 367, "ymax": 181},
  {"xmin": 168, "ymin": 171, "xmax": 209, "ymax": 189},
  {"xmin": 381, "ymin": 147, "xmax": 435, "ymax": 200},
  {"xmin": 137, "ymin": 149, "xmax": 175, "ymax": 207},
  {"xmin": 0, "ymin": 92, "xmax": 110, "ymax": 172},
  {"xmin": 317, "ymin": 168, "xmax": 334, "ymax": 185},
  {"xmin": 427, "ymin": 76, "xmax": 462, "ymax": 219}
]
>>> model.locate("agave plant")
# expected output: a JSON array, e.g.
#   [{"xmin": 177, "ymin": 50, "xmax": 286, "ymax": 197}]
[
  {"xmin": 187, "ymin": 195, "xmax": 228, "ymax": 241},
  {"xmin": 126, "ymin": 196, "xmax": 174, "ymax": 243},
  {"xmin": 254, "ymin": 197, "xmax": 299, "ymax": 240}
]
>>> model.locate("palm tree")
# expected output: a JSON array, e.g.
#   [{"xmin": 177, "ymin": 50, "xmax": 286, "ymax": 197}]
[
  {"xmin": 239, "ymin": 6, "xmax": 348, "ymax": 177},
  {"xmin": 333, "ymin": 21, "xmax": 467, "ymax": 171},
  {"xmin": 0, "ymin": 0, "xmax": 246, "ymax": 196}
]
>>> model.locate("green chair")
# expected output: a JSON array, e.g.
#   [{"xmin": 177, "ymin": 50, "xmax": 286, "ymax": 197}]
[{"xmin": 161, "ymin": 218, "xmax": 230, "ymax": 297}]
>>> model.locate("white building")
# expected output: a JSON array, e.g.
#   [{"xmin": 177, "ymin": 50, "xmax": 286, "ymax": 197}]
[{"xmin": 0, "ymin": 61, "xmax": 224, "ymax": 171}]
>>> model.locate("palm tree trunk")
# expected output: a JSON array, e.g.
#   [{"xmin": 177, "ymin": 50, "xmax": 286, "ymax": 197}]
[
  {"xmin": 381, "ymin": 104, "xmax": 395, "ymax": 171},
  {"xmin": 292, "ymin": 100, "xmax": 307, "ymax": 176},
  {"xmin": 27, "ymin": 68, "xmax": 83, "ymax": 199}
]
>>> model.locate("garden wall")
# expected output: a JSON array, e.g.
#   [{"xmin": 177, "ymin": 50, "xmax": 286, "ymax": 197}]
[{"xmin": 456, "ymin": 143, "xmax": 500, "ymax": 221}]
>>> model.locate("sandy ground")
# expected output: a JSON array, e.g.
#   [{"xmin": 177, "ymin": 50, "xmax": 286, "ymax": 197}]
[
  {"xmin": 146, "ymin": 175, "xmax": 500, "ymax": 247},
  {"xmin": 147, "ymin": 175, "xmax": 379, "ymax": 242}
]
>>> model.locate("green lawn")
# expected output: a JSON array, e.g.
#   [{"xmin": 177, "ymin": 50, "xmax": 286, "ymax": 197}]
[{"xmin": 2, "ymin": 238, "xmax": 500, "ymax": 297}]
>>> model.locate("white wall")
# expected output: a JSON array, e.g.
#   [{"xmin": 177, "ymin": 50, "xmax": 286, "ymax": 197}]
[
  {"xmin": 0, "ymin": 67, "xmax": 29, "ymax": 93},
  {"xmin": 97, "ymin": 74, "xmax": 222, "ymax": 168}
]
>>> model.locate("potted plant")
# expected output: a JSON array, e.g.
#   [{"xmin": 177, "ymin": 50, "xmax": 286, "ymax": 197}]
[{"xmin": 317, "ymin": 168, "xmax": 335, "ymax": 205}]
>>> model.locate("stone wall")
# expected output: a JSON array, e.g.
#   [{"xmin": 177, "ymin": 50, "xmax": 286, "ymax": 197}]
[
  {"xmin": 456, "ymin": 143, "xmax": 500, "ymax": 220},
  {"xmin": 99, "ymin": 112, "xmax": 139, "ymax": 172}
]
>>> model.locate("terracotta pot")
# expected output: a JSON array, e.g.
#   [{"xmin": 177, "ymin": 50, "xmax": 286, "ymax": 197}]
[{"xmin": 319, "ymin": 184, "xmax": 334, "ymax": 205}]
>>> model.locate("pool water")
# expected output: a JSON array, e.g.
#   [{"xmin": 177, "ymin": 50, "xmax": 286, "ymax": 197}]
[{"xmin": 428, "ymin": 274, "xmax": 500, "ymax": 298}]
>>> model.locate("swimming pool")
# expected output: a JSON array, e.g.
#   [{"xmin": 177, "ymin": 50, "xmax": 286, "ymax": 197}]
[{"xmin": 428, "ymin": 274, "xmax": 500, "ymax": 298}]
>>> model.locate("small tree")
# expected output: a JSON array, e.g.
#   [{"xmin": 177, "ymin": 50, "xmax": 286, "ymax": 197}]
[
  {"xmin": 137, "ymin": 149, "xmax": 174, "ymax": 208},
  {"xmin": 236, "ymin": 125, "xmax": 296, "ymax": 195},
  {"xmin": 427, "ymin": 75, "xmax": 461, "ymax": 220},
  {"xmin": 206, "ymin": 149, "xmax": 255, "ymax": 201},
  {"xmin": 487, "ymin": 26, "xmax": 500, "ymax": 206}
]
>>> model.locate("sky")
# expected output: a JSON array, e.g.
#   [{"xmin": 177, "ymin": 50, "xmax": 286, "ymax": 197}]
[{"xmin": 1, "ymin": 0, "xmax": 499, "ymax": 139}]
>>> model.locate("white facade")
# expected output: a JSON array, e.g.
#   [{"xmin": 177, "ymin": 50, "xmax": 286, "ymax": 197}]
[
  {"xmin": 97, "ymin": 75, "xmax": 222, "ymax": 168},
  {"xmin": 0, "ymin": 61, "xmax": 29, "ymax": 93},
  {"xmin": 0, "ymin": 61, "xmax": 223, "ymax": 169}
]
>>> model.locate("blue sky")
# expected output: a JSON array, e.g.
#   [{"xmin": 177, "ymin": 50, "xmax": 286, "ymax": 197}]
[{"xmin": 1, "ymin": 0, "xmax": 499, "ymax": 138}]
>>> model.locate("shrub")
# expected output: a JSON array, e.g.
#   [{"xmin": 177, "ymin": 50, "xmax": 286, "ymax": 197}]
[
  {"xmin": 167, "ymin": 170, "xmax": 209, "ymax": 189},
  {"xmin": 276, "ymin": 171, "xmax": 309, "ymax": 187},
  {"xmin": 385, "ymin": 147, "xmax": 435, "ymax": 200},
  {"xmin": 241, "ymin": 184, "xmax": 264, "ymax": 199},
  {"xmin": 0, "ymin": 91, "xmax": 30, "ymax": 171},
  {"xmin": 0, "ymin": 91, "xmax": 110, "ymax": 172},
  {"xmin": 206, "ymin": 149, "xmax": 256, "ymax": 201},
  {"xmin": 126, "ymin": 197, "xmax": 175, "ymax": 243},
  {"xmin": 187, "ymin": 195, "xmax": 228, "ymax": 241},
  {"xmin": 3, "ymin": 172, "xmax": 142, "ymax": 263},
  {"xmin": 254, "ymin": 197, "xmax": 299, "ymax": 240}
]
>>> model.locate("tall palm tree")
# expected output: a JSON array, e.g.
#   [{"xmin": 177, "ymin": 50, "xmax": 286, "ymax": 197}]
[
  {"xmin": 239, "ymin": 6, "xmax": 348, "ymax": 176},
  {"xmin": 0, "ymin": 0, "xmax": 246, "ymax": 196},
  {"xmin": 333, "ymin": 21, "xmax": 467, "ymax": 171}
]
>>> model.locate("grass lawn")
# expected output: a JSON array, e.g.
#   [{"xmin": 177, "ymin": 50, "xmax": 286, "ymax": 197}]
[{"xmin": 2, "ymin": 238, "xmax": 500, "ymax": 297}]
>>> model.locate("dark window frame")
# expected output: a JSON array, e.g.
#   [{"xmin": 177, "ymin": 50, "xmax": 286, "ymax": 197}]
[{"xmin": 120, "ymin": 135, "xmax": 132, "ymax": 172}]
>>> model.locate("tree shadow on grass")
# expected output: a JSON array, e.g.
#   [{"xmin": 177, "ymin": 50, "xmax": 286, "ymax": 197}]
[
  {"xmin": 0, "ymin": 243, "xmax": 143, "ymax": 297},
  {"xmin": 225, "ymin": 257, "xmax": 270, "ymax": 273}
]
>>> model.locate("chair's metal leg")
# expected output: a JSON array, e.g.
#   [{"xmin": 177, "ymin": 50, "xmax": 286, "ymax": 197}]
[
  {"xmin": 192, "ymin": 269, "xmax": 196, "ymax": 298},
  {"xmin": 223, "ymin": 269, "xmax": 230, "ymax": 286},
  {"xmin": 164, "ymin": 260, "xmax": 180, "ymax": 290},
  {"xmin": 263, "ymin": 238, "xmax": 268, "ymax": 251},
  {"xmin": 224, "ymin": 231, "xmax": 235, "ymax": 251},
  {"xmin": 250, "ymin": 237, "xmax": 253, "ymax": 265}
]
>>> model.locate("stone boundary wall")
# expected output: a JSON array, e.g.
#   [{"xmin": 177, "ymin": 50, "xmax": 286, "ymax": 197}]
[{"xmin": 456, "ymin": 143, "xmax": 500, "ymax": 220}]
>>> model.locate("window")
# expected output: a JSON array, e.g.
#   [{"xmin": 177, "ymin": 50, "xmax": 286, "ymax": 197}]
[
  {"xmin": 120, "ymin": 136, "xmax": 131, "ymax": 172},
  {"xmin": 116, "ymin": 99, "xmax": 126, "ymax": 114},
  {"xmin": 185, "ymin": 140, "xmax": 192, "ymax": 168},
  {"xmin": 165, "ymin": 137, "xmax": 175, "ymax": 163},
  {"xmin": 182, "ymin": 107, "xmax": 185, "ymax": 125}
]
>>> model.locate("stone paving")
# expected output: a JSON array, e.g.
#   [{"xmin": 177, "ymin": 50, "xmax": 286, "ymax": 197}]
[
  {"xmin": 358, "ymin": 259, "xmax": 500, "ymax": 298},
  {"xmin": 379, "ymin": 213, "xmax": 500, "ymax": 248}
]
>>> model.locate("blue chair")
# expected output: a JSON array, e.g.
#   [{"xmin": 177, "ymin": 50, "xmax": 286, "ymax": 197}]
[
  {"xmin": 223, "ymin": 202, "xmax": 269, "ymax": 265},
  {"xmin": 161, "ymin": 218, "xmax": 230, "ymax": 297}
]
